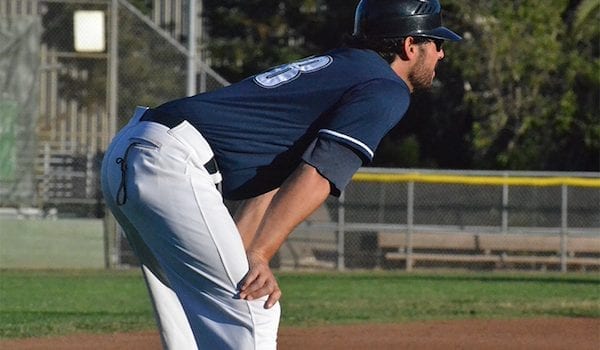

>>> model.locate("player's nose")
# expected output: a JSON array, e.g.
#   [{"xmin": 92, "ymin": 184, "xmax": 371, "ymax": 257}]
[{"xmin": 438, "ymin": 48, "xmax": 445, "ymax": 60}]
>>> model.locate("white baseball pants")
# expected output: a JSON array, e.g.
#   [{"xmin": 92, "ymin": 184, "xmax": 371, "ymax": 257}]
[{"xmin": 101, "ymin": 107, "xmax": 280, "ymax": 350}]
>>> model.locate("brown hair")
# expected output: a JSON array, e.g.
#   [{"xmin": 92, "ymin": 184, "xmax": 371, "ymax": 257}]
[{"xmin": 343, "ymin": 34, "xmax": 407, "ymax": 64}]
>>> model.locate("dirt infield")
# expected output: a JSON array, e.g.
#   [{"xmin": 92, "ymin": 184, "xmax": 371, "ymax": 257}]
[{"xmin": 1, "ymin": 318, "xmax": 598, "ymax": 350}]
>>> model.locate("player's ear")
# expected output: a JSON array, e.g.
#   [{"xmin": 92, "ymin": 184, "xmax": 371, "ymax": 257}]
[
  {"xmin": 396, "ymin": 37, "xmax": 411, "ymax": 61},
  {"xmin": 401, "ymin": 36, "xmax": 418, "ymax": 60}
]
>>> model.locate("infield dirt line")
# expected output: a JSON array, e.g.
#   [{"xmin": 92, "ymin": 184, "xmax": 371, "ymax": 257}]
[{"xmin": 1, "ymin": 318, "xmax": 598, "ymax": 350}]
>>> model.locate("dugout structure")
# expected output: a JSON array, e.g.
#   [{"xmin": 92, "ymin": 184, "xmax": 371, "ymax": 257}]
[{"xmin": 282, "ymin": 169, "xmax": 600, "ymax": 273}]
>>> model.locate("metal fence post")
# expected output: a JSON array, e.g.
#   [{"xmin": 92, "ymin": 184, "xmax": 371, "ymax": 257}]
[
  {"xmin": 103, "ymin": 212, "xmax": 117, "ymax": 269},
  {"xmin": 378, "ymin": 182, "xmax": 385, "ymax": 223},
  {"xmin": 502, "ymin": 173, "xmax": 509, "ymax": 234},
  {"xmin": 187, "ymin": 0, "xmax": 197, "ymax": 96},
  {"xmin": 85, "ymin": 147, "xmax": 93, "ymax": 197},
  {"xmin": 337, "ymin": 191, "xmax": 345, "ymax": 271},
  {"xmin": 103, "ymin": 0, "xmax": 119, "ymax": 270},
  {"xmin": 41, "ymin": 142, "xmax": 50, "ymax": 203},
  {"xmin": 406, "ymin": 181, "xmax": 414, "ymax": 271},
  {"xmin": 560, "ymin": 184, "xmax": 568, "ymax": 272},
  {"xmin": 198, "ymin": 0, "xmax": 207, "ymax": 93},
  {"xmin": 108, "ymin": 0, "xmax": 118, "ymax": 137}
]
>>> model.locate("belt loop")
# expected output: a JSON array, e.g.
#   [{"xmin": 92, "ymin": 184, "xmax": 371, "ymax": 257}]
[
  {"xmin": 210, "ymin": 171, "xmax": 223, "ymax": 185},
  {"xmin": 204, "ymin": 157, "xmax": 222, "ymax": 185}
]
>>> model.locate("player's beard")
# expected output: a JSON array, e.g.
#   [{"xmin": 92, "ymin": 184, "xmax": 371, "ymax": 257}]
[{"xmin": 407, "ymin": 49, "xmax": 434, "ymax": 93}]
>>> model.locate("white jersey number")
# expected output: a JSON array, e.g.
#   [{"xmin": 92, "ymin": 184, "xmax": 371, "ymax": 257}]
[{"xmin": 254, "ymin": 55, "xmax": 333, "ymax": 88}]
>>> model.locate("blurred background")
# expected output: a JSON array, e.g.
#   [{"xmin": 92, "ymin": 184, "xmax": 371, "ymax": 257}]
[{"xmin": 0, "ymin": 0, "xmax": 598, "ymax": 273}]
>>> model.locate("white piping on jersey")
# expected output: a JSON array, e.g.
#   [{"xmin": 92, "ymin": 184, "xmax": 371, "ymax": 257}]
[{"xmin": 319, "ymin": 129, "xmax": 374, "ymax": 159}]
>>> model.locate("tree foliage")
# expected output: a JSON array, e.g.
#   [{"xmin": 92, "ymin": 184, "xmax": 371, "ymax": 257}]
[
  {"xmin": 202, "ymin": 0, "xmax": 599, "ymax": 171},
  {"xmin": 446, "ymin": 0, "xmax": 599, "ymax": 171},
  {"xmin": 202, "ymin": 0, "xmax": 355, "ymax": 81}
]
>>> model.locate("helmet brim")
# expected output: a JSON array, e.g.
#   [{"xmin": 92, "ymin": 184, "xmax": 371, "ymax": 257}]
[{"xmin": 412, "ymin": 26, "xmax": 462, "ymax": 41}]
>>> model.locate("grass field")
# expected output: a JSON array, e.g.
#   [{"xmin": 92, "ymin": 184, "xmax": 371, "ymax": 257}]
[
  {"xmin": 0, "ymin": 269, "xmax": 598, "ymax": 339},
  {"xmin": 1, "ymin": 219, "xmax": 599, "ymax": 340},
  {"xmin": 0, "ymin": 219, "xmax": 104, "ymax": 269}
]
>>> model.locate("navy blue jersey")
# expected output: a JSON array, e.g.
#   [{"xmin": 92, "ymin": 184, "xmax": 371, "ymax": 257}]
[{"xmin": 155, "ymin": 48, "xmax": 411, "ymax": 200}]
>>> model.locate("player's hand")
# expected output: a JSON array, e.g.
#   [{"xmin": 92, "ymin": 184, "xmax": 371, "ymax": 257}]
[{"xmin": 238, "ymin": 251, "xmax": 281, "ymax": 309}]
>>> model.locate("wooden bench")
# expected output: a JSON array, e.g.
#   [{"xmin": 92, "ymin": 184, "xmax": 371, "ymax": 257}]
[{"xmin": 378, "ymin": 232, "xmax": 600, "ymax": 269}]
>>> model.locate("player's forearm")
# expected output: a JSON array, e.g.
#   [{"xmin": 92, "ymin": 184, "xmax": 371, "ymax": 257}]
[
  {"xmin": 234, "ymin": 188, "xmax": 279, "ymax": 249},
  {"xmin": 246, "ymin": 162, "xmax": 331, "ymax": 262}
]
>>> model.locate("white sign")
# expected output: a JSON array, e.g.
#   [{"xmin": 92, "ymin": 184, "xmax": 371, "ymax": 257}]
[{"xmin": 74, "ymin": 11, "xmax": 106, "ymax": 52}]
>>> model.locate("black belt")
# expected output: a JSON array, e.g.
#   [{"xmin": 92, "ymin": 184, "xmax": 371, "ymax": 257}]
[
  {"xmin": 140, "ymin": 108, "xmax": 219, "ymax": 176},
  {"xmin": 140, "ymin": 108, "xmax": 186, "ymax": 129}
]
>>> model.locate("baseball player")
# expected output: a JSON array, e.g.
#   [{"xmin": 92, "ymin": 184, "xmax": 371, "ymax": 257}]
[{"xmin": 101, "ymin": 0, "xmax": 460, "ymax": 348}]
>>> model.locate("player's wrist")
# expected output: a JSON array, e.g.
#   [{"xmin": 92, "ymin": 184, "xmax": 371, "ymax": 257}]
[{"xmin": 246, "ymin": 249, "xmax": 271, "ymax": 264}]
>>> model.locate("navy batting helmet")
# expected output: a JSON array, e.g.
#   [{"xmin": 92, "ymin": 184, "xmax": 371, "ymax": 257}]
[{"xmin": 353, "ymin": 0, "xmax": 461, "ymax": 41}]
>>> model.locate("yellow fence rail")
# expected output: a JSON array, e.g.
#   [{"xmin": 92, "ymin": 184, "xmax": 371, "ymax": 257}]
[{"xmin": 353, "ymin": 173, "xmax": 600, "ymax": 188}]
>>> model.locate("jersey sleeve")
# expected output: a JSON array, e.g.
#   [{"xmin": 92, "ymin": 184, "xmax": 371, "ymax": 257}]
[
  {"xmin": 318, "ymin": 78, "xmax": 410, "ymax": 164},
  {"xmin": 301, "ymin": 137, "xmax": 363, "ymax": 197}
]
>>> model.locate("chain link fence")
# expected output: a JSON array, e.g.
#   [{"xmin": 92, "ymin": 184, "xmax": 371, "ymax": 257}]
[
  {"xmin": 281, "ymin": 170, "xmax": 600, "ymax": 272},
  {"xmin": 0, "ymin": 0, "xmax": 228, "ymax": 215},
  {"xmin": 1, "ymin": 1, "xmax": 599, "ymax": 273}
]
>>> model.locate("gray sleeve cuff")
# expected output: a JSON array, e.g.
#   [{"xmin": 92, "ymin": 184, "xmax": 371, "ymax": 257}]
[{"xmin": 301, "ymin": 137, "xmax": 363, "ymax": 197}]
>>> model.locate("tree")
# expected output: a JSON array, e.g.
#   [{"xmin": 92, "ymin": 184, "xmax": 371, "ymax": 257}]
[
  {"xmin": 550, "ymin": 0, "xmax": 600, "ymax": 170},
  {"xmin": 449, "ymin": 1, "xmax": 566, "ymax": 169},
  {"xmin": 202, "ymin": 0, "xmax": 355, "ymax": 82},
  {"xmin": 116, "ymin": 8, "xmax": 187, "ymax": 124},
  {"xmin": 200, "ymin": 0, "xmax": 600, "ymax": 171}
]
